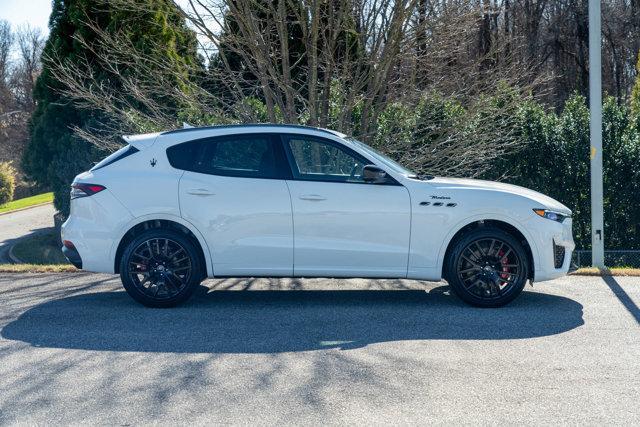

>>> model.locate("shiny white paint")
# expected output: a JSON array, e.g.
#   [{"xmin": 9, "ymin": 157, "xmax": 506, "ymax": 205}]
[
  {"xmin": 401, "ymin": 176, "xmax": 575, "ymax": 281},
  {"xmin": 109, "ymin": 213, "xmax": 215, "ymax": 277},
  {"xmin": 62, "ymin": 125, "xmax": 575, "ymax": 283},
  {"xmin": 286, "ymin": 180, "xmax": 410, "ymax": 277},
  {"xmin": 179, "ymin": 172, "xmax": 293, "ymax": 276},
  {"xmin": 61, "ymin": 186, "xmax": 133, "ymax": 273}
]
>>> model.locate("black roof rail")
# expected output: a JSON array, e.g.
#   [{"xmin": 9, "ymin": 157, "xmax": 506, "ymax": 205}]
[{"xmin": 161, "ymin": 123, "xmax": 341, "ymax": 136}]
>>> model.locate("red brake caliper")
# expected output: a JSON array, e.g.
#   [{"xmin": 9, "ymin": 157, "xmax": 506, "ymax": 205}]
[{"xmin": 498, "ymin": 249, "xmax": 509, "ymax": 281}]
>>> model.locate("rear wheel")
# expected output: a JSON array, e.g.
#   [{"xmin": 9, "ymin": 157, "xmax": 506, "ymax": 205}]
[
  {"xmin": 119, "ymin": 228, "xmax": 203, "ymax": 307},
  {"xmin": 445, "ymin": 227, "xmax": 529, "ymax": 307}
]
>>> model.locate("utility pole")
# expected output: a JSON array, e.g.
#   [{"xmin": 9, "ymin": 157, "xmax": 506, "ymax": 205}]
[{"xmin": 589, "ymin": 0, "xmax": 605, "ymax": 268}]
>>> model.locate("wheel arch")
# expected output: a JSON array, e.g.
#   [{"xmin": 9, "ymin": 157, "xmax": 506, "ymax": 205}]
[
  {"xmin": 112, "ymin": 215, "xmax": 213, "ymax": 278},
  {"xmin": 438, "ymin": 217, "xmax": 538, "ymax": 281}
]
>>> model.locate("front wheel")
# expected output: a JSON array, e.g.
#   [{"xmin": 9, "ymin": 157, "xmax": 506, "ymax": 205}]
[
  {"xmin": 445, "ymin": 227, "xmax": 529, "ymax": 307},
  {"xmin": 119, "ymin": 229, "xmax": 203, "ymax": 308}
]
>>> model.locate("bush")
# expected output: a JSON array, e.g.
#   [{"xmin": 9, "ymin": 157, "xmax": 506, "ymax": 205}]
[{"xmin": 0, "ymin": 161, "xmax": 17, "ymax": 206}]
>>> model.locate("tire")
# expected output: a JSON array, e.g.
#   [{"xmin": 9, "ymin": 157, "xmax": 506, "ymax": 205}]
[
  {"xmin": 444, "ymin": 227, "xmax": 529, "ymax": 308},
  {"xmin": 119, "ymin": 228, "xmax": 203, "ymax": 308}
]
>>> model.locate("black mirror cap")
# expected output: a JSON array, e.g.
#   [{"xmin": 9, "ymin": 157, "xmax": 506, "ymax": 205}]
[{"xmin": 363, "ymin": 164, "xmax": 389, "ymax": 184}]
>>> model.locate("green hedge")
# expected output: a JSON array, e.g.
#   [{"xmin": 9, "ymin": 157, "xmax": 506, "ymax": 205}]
[{"xmin": 483, "ymin": 94, "xmax": 640, "ymax": 250}]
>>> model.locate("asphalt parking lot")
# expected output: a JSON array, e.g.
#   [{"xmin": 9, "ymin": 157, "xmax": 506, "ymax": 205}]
[{"xmin": 0, "ymin": 273, "xmax": 638, "ymax": 424}]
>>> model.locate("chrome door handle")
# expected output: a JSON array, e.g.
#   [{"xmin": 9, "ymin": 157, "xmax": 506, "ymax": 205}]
[
  {"xmin": 299, "ymin": 194, "xmax": 326, "ymax": 201},
  {"xmin": 187, "ymin": 188, "xmax": 214, "ymax": 196}
]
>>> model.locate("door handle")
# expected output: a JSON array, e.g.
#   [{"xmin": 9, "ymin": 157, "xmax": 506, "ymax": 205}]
[
  {"xmin": 299, "ymin": 194, "xmax": 326, "ymax": 201},
  {"xmin": 187, "ymin": 188, "xmax": 215, "ymax": 196}
]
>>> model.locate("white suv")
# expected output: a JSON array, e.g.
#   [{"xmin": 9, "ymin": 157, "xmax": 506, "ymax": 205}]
[{"xmin": 61, "ymin": 125, "xmax": 574, "ymax": 307}]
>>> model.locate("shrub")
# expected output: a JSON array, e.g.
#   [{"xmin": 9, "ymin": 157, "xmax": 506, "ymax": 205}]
[{"xmin": 0, "ymin": 161, "xmax": 17, "ymax": 206}]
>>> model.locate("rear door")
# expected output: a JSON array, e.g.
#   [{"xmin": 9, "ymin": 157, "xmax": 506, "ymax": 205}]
[{"xmin": 170, "ymin": 133, "xmax": 294, "ymax": 276}]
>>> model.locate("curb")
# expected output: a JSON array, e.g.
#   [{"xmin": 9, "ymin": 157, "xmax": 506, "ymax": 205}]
[
  {"xmin": 7, "ymin": 243, "xmax": 24, "ymax": 264},
  {"xmin": 0, "ymin": 201, "xmax": 53, "ymax": 217},
  {"xmin": 5, "ymin": 227, "xmax": 57, "ymax": 265}
]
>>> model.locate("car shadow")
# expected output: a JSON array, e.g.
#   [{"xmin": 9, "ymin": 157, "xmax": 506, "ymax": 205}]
[{"xmin": 1, "ymin": 285, "xmax": 584, "ymax": 354}]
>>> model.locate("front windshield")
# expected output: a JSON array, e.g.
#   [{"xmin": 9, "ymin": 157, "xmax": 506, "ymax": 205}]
[{"xmin": 346, "ymin": 137, "xmax": 417, "ymax": 177}]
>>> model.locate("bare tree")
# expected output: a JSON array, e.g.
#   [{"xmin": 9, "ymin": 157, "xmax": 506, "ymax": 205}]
[
  {"xmin": 0, "ymin": 22, "xmax": 45, "ymax": 196},
  {"xmin": 0, "ymin": 20, "xmax": 15, "ymax": 115},
  {"xmin": 10, "ymin": 26, "xmax": 44, "ymax": 112},
  {"xmin": 48, "ymin": 0, "xmax": 604, "ymax": 178}
]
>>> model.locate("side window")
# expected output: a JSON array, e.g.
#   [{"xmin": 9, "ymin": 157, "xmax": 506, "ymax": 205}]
[
  {"xmin": 167, "ymin": 134, "xmax": 283, "ymax": 179},
  {"xmin": 285, "ymin": 136, "xmax": 368, "ymax": 182},
  {"xmin": 201, "ymin": 136, "xmax": 277, "ymax": 178},
  {"xmin": 167, "ymin": 140, "xmax": 202, "ymax": 171}
]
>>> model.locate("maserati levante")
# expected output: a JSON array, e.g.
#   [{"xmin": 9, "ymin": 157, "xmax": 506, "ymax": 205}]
[{"xmin": 61, "ymin": 125, "xmax": 574, "ymax": 307}]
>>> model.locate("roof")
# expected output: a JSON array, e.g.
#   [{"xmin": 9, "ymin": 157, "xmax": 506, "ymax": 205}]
[{"xmin": 161, "ymin": 123, "xmax": 345, "ymax": 138}]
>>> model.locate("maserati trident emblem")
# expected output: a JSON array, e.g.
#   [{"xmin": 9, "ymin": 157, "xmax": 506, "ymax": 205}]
[{"xmin": 150, "ymin": 158, "xmax": 157, "ymax": 167}]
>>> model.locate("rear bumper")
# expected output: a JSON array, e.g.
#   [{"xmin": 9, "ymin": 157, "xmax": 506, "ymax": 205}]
[
  {"xmin": 61, "ymin": 245, "xmax": 83, "ymax": 269},
  {"xmin": 61, "ymin": 189, "xmax": 133, "ymax": 273}
]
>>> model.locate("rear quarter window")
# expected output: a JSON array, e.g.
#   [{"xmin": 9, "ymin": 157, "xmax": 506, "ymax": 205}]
[{"xmin": 166, "ymin": 141, "xmax": 202, "ymax": 171}]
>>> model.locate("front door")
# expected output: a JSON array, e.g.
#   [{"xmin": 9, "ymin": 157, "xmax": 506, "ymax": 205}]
[
  {"xmin": 282, "ymin": 134, "xmax": 411, "ymax": 277},
  {"xmin": 176, "ymin": 133, "xmax": 293, "ymax": 276}
]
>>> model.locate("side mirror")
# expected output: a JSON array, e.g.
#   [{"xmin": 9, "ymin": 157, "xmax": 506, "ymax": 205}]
[{"xmin": 362, "ymin": 165, "xmax": 389, "ymax": 184}]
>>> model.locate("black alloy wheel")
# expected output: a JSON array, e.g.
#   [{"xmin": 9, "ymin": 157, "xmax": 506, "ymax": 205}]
[
  {"xmin": 445, "ymin": 227, "xmax": 529, "ymax": 307},
  {"xmin": 120, "ymin": 228, "xmax": 202, "ymax": 307}
]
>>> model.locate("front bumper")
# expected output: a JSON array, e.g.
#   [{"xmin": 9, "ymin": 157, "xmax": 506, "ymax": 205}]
[{"xmin": 531, "ymin": 217, "xmax": 575, "ymax": 282}]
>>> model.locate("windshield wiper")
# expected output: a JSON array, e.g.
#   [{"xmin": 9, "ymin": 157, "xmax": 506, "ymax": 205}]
[{"xmin": 410, "ymin": 174, "xmax": 434, "ymax": 181}]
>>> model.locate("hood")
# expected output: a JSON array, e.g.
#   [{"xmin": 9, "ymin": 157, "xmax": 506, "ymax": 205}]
[{"xmin": 429, "ymin": 177, "xmax": 572, "ymax": 215}]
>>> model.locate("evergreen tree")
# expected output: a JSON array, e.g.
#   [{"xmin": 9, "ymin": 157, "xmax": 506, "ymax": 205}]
[{"xmin": 23, "ymin": 0, "xmax": 198, "ymax": 216}]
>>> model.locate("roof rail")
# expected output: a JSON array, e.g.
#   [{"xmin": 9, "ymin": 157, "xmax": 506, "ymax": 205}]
[{"xmin": 161, "ymin": 123, "xmax": 342, "ymax": 136}]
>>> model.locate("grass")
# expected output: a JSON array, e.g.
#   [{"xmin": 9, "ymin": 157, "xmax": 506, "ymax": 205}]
[
  {"xmin": 10, "ymin": 230, "xmax": 70, "ymax": 265},
  {"xmin": 0, "ymin": 264, "xmax": 78, "ymax": 273},
  {"xmin": 0, "ymin": 264, "xmax": 638, "ymax": 276},
  {"xmin": 0, "ymin": 192, "xmax": 53, "ymax": 214},
  {"xmin": 571, "ymin": 267, "xmax": 640, "ymax": 277}
]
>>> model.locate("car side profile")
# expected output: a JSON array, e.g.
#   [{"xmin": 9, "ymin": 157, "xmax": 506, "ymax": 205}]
[{"xmin": 61, "ymin": 124, "xmax": 574, "ymax": 308}]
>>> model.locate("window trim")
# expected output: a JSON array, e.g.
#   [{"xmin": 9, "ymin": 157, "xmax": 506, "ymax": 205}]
[
  {"xmin": 279, "ymin": 134, "xmax": 401, "ymax": 186},
  {"xmin": 166, "ymin": 133, "xmax": 292, "ymax": 180}
]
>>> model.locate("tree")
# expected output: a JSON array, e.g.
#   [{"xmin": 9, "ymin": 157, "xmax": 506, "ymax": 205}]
[
  {"xmin": 0, "ymin": 22, "xmax": 45, "ymax": 198},
  {"xmin": 631, "ymin": 53, "xmax": 640, "ymax": 122},
  {"xmin": 23, "ymin": 0, "xmax": 199, "ymax": 216},
  {"xmin": 11, "ymin": 26, "xmax": 45, "ymax": 113},
  {"xmin": 0, "ymin": 21, "xmax": 15, "ymax": 115}
]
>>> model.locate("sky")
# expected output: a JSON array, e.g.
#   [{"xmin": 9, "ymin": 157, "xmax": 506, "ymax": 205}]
[
  {"xmin": 0, "ymin": 0, "xmax": 52, "ymax": 33},
  {"xmin": 0, "ymin": 0, "xmax": 213, "ymax": 40}
]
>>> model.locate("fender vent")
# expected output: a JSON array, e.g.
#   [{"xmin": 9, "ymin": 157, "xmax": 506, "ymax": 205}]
[{"xmin": 553, "ymin": 240, "xmax": 565, "ymax": 269}]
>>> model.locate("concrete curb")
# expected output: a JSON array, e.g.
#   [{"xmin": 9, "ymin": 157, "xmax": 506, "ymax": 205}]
[
  {"xmin": 0, "ymin": 201, "xmax": 53, "ymax": 217},
  {"xmin": 7, "ymin": 243, "xmax": 24, "ymax": 264},
  {"xmin": 4, "ymin": 227, "xmax": 57, "ymax": 265}
]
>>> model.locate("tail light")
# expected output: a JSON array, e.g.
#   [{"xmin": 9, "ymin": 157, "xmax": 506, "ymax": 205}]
[{"xmin": 71, "ymin": 183, "xmax": 106, "ymax": 199}]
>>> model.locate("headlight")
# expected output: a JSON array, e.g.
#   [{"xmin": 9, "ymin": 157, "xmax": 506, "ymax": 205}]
[{"xmin": 533, "ymin": 209, "xmax": 569, "ymax": 223}]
